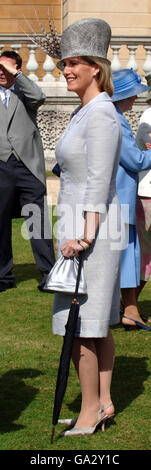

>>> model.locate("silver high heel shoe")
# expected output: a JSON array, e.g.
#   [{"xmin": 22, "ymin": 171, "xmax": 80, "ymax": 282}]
[
  {"xmin": 60, "ymin": 408, "xmax": 103, "ymax": 437},
  {"xmin": 59, "ymin": 403, "xmax": 114, "ymax": 432},
  {"xmin": 100, "ymin": 403, "xmax": 115, "ymax": 431}
]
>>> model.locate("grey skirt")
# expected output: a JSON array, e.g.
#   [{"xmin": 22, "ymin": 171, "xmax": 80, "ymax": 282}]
[{"xmin": 52, "ymin": 212, "xmax": 121, "ymax": 338}]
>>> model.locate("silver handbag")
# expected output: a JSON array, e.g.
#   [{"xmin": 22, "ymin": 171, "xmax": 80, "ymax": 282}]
[{"xmin": 42, "ymin": 254, "xmax": 87, "ymax": 294}]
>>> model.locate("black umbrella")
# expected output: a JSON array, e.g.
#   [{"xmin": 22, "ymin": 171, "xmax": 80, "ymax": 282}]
[{"xmin": 50, "ymin": 252, "xmax": 83, "ymax": 443}]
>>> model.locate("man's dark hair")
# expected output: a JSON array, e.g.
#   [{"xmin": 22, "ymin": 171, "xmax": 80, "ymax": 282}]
[{"xmin": 1, "ymin": 50, "xmax": 22, "ymax": 69}]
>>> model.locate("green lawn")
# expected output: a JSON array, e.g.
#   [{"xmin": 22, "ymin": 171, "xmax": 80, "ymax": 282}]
[{"xmin": 0, "ymin": 218, "xmax": 151, "ymax": 452}]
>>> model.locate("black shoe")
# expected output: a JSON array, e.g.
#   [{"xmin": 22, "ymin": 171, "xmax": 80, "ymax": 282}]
[
  {"xmin": 139, "ymin": 312, "xmax": 148, "ymax": 323},
  {"xmin": 120, "ymin": 300, "xmax": 148, "ymax": 323},
  {"xmin": 0, "ymin": 282, "xmax": 16, "ymax": 292},
  {"xmin": 37, "ymin": 268, "xmax": 54, "ymax": 292},
  {"xmin": 122, "ymin": 315, "xmax": 151, "ymax": 331},
  {"xmin": 37, "ymin": 282, "xmax": 52, "ymax": 293},
  {"xmin": 37, "ymin": 281, "xmax": 46, "ymax": 292}
]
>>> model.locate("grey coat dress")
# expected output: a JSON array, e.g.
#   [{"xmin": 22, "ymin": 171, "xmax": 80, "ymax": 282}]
[{"xmin": 52, "ymin": 92, "xmax": 122, "ymax": 338}]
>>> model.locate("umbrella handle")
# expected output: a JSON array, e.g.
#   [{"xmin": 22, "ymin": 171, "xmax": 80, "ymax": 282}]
[
  {"xmin": 75, "ymin": 251, "xmax": 83, "ymax": 297},
  {"xmin": 50, "ymin": 425, "xmax": 55, "ymax": 444}
]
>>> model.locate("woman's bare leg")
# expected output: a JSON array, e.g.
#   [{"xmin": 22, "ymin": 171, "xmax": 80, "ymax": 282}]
[
  {"xmin": 72, "ymin": 330, "xmax": 115, "ymax": 426},
  {"xmin": 135, "ymin": 280, "xmax": 146, "ymax": 300},
  {"xmin": 94, "ymin": 329, "xmax": 115, "ymax": 416},
  {"xmin": 72, "ymin": 337, "xmax": 100, "ymax": 428},
  {"xmin": 121, "ymin": 287, "xmax": 146, "ymax": 326}
]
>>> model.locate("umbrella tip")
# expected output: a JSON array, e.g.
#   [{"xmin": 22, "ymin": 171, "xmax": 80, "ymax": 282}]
[{"xmin": 50, "ymin": 425, "xmax": 55, "ymax": 444}]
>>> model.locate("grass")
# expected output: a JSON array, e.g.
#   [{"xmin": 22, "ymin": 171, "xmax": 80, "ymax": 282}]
[
  {"xmin": 0, "ymin": 218, "xmax": 151, "ymax": 453},
  {"xmin": 46, "ymin": 170, "xmax": 55, "ymax": 177}
]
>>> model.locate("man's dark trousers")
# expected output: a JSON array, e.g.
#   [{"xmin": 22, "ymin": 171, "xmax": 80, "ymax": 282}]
[{"xmin": 0, "ymin": 154, "xmax": 55, "ymax": 287}]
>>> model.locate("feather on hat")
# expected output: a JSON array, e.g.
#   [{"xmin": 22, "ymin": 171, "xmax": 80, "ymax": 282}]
[
  {"xmin": 24, "ymin": 11, "xmax": 111, "ymax": 67},
  {"xmin": 23, "ymin": 10, "xmax": 61, "ymax": 59}
]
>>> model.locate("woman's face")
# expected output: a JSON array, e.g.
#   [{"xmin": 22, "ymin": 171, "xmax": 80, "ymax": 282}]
[
  {"xmin": 124, "ymin": 96, "xmax": 137, "ymax": 110},
  {"xmin": 117, "ymin": 96, "xmax": 137, "ymax": 113},
  {"xmin": 62, "ymin": 56, "xmax": 99, "ymax": 99}
]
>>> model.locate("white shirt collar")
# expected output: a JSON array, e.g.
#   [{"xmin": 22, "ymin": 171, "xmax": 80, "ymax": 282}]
[{"xmin": 0, "ymin": 84, "xmax": 15, "ymax": 92}]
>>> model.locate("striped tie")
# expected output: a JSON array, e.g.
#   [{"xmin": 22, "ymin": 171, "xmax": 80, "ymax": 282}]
[{"xmin": 3, "ymin": 89, "xmax": 7, "ymax": 108}]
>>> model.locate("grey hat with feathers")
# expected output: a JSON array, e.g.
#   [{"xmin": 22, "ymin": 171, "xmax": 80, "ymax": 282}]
[
  {"xmin": 26, "ymin": 15, "xmax": 111, "ymax": 69},
  {"xmin": 57, "ymin": 18, "xmax": 111, "ymax": 69}
]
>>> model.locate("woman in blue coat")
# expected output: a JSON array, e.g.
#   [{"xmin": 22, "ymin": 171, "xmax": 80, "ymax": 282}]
[{"xmin": 112, "ymin": 68, "xmax": 151, "ymax": 331}]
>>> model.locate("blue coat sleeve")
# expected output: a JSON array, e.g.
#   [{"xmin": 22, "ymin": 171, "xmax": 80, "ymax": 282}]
[{"xmin": 119, "ymin": 115, "xmax": 151, "ymax": 172}]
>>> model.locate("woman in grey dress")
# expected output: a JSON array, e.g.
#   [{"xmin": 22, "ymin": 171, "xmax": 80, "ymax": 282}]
[{"xmin": 51, "ymin": 18, "xmax": 123, "ymax": 436}]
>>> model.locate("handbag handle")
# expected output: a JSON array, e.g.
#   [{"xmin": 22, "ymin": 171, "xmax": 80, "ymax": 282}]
[{"xmin": 74, "ymin": 252, "xmax": 83, "ymax": 297}]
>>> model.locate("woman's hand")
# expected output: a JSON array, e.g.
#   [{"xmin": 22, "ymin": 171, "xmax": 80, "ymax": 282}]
[
  {"xmin": 145, "ymin": 133, "xmax": 151, "ymax": 150},
  {"xmin": 60, "ymin": 212, "xmax": 100, "ymax": 258},
  {"xmin": 146, "ymin": 142, "xmax": 151, "ymax": 150},
  {"xmin": 60, "ymin": 240, "xmax": 84, "ymax": 258},
  {"xmin": 0, "ymin": 57, "xmax": 18, "ymax": 76}
]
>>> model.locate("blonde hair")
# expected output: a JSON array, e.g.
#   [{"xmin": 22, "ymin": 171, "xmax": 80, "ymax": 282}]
[{"xmin": 82, "ymin": 56, "xmax": 114, "ymax": 97}]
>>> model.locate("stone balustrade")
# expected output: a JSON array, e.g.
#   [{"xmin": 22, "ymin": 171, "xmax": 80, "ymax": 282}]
[
  {"xmin": 110, "ymin": 36, "xmax": 151, "ymax": 74},
  {"xmin": 0, "ymin": 34, "xmax": 151, "ymax": 80}
]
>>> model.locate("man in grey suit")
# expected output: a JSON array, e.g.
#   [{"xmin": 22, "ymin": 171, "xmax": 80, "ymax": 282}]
[{"xmin": 0, "ymin": 50, "xmax": 55, "ymax": 292}]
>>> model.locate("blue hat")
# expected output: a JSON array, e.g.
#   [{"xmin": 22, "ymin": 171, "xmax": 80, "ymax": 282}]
[{"xmin": 112, "ymin": 68, "xmax": 148, "ymax": 102}]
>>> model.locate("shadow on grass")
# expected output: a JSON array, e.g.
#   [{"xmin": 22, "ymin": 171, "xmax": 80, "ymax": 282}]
[
  {"xmin": 14, "ymin": 264, "xmax": 41, "ymax": 284},
  {"xmin": 0, "ymin": 368, "xmax": 43, "ymax": 433},
  {"xmin": 138, "ymin": 300, "xmax": 151, "ymax": 319},
  {"xmin": 66, "ymin": 355, "xmax": 149, "ymax": 416},
  {"xmin": 112, "ymin": 355, "xmax": 149, "ymax": 413}
]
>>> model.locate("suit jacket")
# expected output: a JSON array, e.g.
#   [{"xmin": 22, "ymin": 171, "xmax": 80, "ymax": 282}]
[
  {"xmin": 116, "ymin": 107, "xmax": 151, "ymax": 225},
  {"xmin": 0, "ymin": 72, "xmax": 46, "ymax": 185}
]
